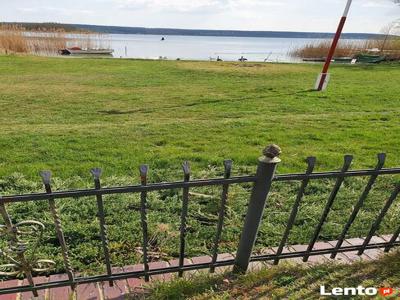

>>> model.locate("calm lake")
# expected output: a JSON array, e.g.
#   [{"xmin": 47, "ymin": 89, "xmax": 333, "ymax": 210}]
[{"xmin": 102, "ymin": 34, "xmax": 334, "ymax": 62}]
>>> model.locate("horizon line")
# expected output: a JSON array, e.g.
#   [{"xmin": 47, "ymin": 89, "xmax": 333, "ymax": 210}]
[{"xmin": 1, "ymin": 21, "xmax": 384, "ymax": 36}]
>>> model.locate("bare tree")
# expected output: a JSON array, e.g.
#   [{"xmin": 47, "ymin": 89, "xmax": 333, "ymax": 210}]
[{"xmin": 379, "ymin": 19, "xmax": 400, "ymax": 53}]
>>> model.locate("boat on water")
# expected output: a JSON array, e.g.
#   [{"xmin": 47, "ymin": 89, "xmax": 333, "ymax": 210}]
[
  {"xmin": 303, "ymin": 57, "xmax": 352, "ymax": 63},
  {"xmin": 332, "ymin": 57, "xmax": 353, "ymax": 63},
  {"xmin": 302, "ymin": 57, "xmax": 326, "ymax": 62},
  {"xmin": 58, "ymin": 47, "xmax": 114, "ymax": 56},
  {"xmin": 303, "ymin": 54, "xmax": 385, "ymax": 64}
]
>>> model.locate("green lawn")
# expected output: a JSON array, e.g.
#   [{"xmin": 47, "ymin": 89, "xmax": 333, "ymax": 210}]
[
  {"xmin": 0, "ymin": 56, "xmax": 400, "ymax": 177},
  {"xmin": 0, "ymin": 55, "xmax": 399, "ymax": 274}
]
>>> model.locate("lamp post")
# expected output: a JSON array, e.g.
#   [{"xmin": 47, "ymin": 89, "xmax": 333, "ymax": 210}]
[{"xmin": 315, "ymin": 0, "xmax": 353, "ymax": 91}]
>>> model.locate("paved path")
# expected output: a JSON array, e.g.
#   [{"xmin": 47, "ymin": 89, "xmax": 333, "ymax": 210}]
[{"xmin": 0, "ymin": 234, "xmax": 398, "ymax": 300}]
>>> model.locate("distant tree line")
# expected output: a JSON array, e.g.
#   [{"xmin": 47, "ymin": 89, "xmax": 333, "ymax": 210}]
[
  {"xmin": 74, "ymin": 24, "xmax": 383, "ymax": 40},
  {"xmin": 1, "ymin": 22, "xmax": 386, "ymax": 39},
  {"xmin": 0, "ymin": 22, "xmax": 87, "ymax": 32}
]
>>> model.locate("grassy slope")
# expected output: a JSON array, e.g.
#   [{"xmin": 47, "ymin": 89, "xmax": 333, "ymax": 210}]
[
  {"xmin": 148, "ymin": 250, "xmax": 400, "ymax": 300},
  {"xmin": 0, "ymin": 56, "xmax": 399, "ymax": 274},
  {"xmin": 0, "ymin": 56, "xmax": 400, "ymax": 178}
]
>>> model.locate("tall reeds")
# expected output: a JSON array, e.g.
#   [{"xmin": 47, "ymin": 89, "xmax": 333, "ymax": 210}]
[
  {"xmin": 290, "ymin": 40, "xmax": 364, "ymax": 59},
  {"xmin": 290, "ymin": 38, "xmax": 400, "ymax": 60},
  {"xmin": 0, "ymin": 25, "xmax": 108, "ymax": 55},
  {"xmin": 291, "ymin": 20, "xmax": 400, "ymax": 60},
  {"xmin": 66, "ymin": 32, "xmax": 110, "ymax": 51},
  {"xmin": 0, "ymin": 25, "xmax": 30, "ymax": 54}
]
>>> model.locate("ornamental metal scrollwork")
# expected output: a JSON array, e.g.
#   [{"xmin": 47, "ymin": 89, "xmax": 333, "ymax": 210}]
[{"xmin": 0, "ymin": 220, "xmax": 55, "ymax": 277}]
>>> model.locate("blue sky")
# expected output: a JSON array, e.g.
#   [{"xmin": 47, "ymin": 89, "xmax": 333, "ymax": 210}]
[{"xmin": 1, "ymin": 0, "xmax": 399, "ymax": 33}]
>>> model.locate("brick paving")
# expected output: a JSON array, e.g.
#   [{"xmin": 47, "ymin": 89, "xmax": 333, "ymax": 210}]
[{"xmin": 0, "ymin": 235, "xmax": 398, "ymax": 300}]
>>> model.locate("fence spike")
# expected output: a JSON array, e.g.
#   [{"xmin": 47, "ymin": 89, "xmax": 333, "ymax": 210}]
[
  {"xmin": 223, "ymin": 160, "xmax": 233, "ymax": 177},
  {"xmin": 306, "ymin": 156, "xmax": 317, "ymax": 167},
  {"xmin": 90, "ymin": 168, "xmax": 102, "ymax": 180},
  {"xmin": 343, "ymin": 154, "xmax": 353, "ymax": 165},
  {"xmin": 140, "ymin": 165, "xmax": 149, "ymax": 179},
  {"xmin": 223, "ymin": 160, "xmax": 233, "ymax": 178},
  {"xmin": 39, "ymin": 170, "xmax": 52, "ymax": 185},
  {"xmin": 377, "ymin": 153, "xmax": 386, "ymax": 165},
  {"xmin": 182, "ymin": 161, "xmax": 191, "ymax": 178}
]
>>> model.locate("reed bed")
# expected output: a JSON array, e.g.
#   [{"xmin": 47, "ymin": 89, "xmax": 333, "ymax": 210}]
[
  {"xmin": 0, "ymin": 25, "xmax": 108, "ymax": 56},
  {"xmin": 0, "ymin": 25, "xmax": 30, "ymax": 54},
  {"xmin": 290, "ymin": 38, "xmax": 400, "ymax": 60},
  {"xmin": 290, "ymin": 40, "xmax": 363, "ymax": 59},
  {"xmin": 66, "ymin": 32, "xmax": 110, "ymax": 51}
]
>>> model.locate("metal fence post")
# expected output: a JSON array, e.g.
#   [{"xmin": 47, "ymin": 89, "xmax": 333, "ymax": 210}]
[{"xmin": 233, "ymin": 144, "xmax": 281, "ymax": 273}]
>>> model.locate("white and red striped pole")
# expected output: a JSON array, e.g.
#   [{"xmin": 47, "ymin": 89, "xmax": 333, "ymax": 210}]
[{"xmin": 315, "ymin": 0, "xmax": 353, "ymax": 91}]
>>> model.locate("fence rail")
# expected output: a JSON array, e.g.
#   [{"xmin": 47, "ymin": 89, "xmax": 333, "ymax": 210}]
[{"xmin": 0, "ymin": 144, "xmax": 400, "ymax": 296}]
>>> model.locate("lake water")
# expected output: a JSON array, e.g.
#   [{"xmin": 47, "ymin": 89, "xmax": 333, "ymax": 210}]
[{"xmin": 103, "ymin": 34, "xmax": 332, "ymax": 62}]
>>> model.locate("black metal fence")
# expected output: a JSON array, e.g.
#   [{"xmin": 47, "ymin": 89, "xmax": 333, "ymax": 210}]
[{"xmin": 0, "ymin": 144, "xmax": 400, "ymax": 296}]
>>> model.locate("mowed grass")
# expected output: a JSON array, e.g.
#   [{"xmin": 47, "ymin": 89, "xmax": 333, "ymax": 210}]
[
  {"xmin": 0, "ymin": 55, "xmax": 399, "ymax": 274},
  {"xmin": 0, "ymin": 55, "xmax": 400, "ymax": 177}
]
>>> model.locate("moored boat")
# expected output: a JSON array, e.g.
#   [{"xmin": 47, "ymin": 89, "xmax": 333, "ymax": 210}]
[
  {"xmin": 332, "ymin": 57, "xmax": 353, "ymax": 63},
  {"xmin": 303, "ymin": 55, "xmax": 386, "ymax": 64},
  {"xmin": 303, "ymin": 57, "xmax": 354, "ymax": 63},
  {"xmin": 355, "ymin": 54, "xmax": 386, "ymax": 64},
  {"xmin": 59, "ymin": 47, "xmax": 114, "ymax": 56},
  {"xmin": 302, "ymin": 57, "xmax": 326, "ymax": 62}
]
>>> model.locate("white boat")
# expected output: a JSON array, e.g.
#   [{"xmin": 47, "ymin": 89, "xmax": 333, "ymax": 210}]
[{"xmin": 59, "ymin": 47, "xmax": 114, "ymax": 55}]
